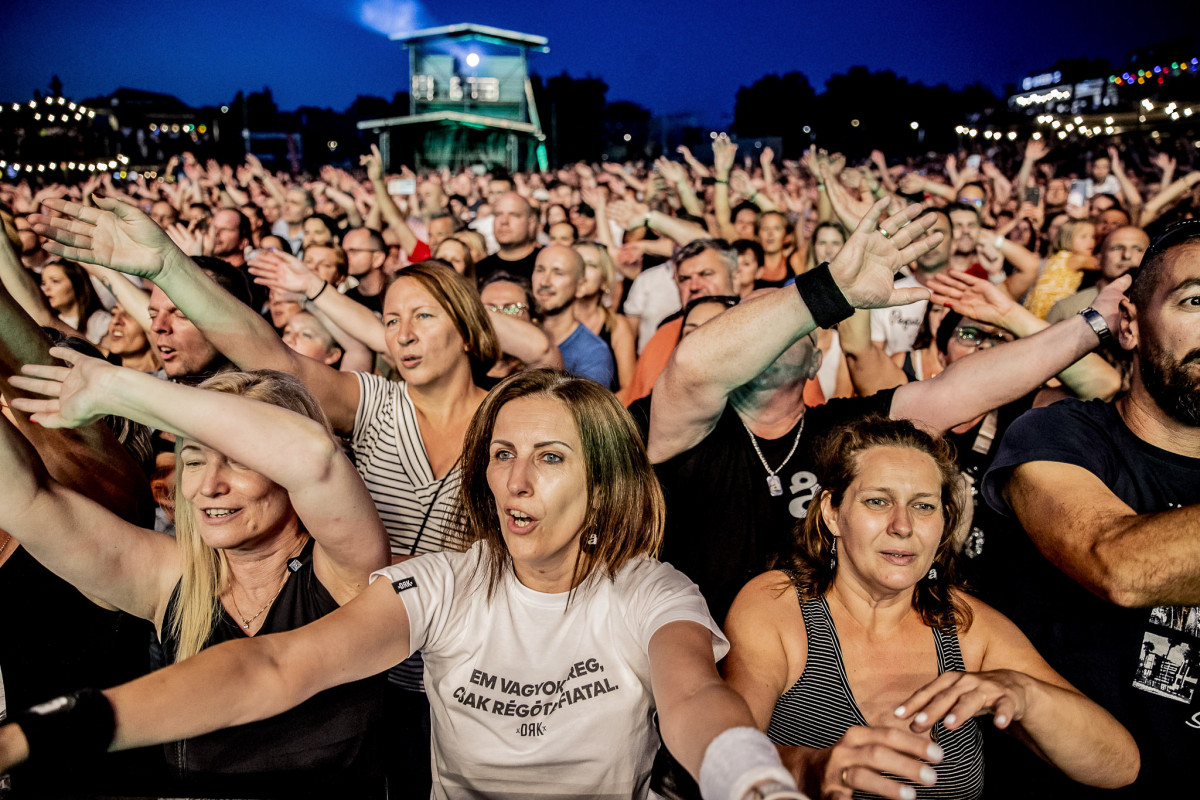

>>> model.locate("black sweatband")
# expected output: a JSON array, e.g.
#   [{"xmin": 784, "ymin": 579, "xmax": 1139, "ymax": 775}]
[
  {"xmin": 10, "ymin": 688, "xmax": 115, "ymax": 763},
  {"xmin": 793, "ymin": 261, "xmax": 854, "ymax": 328}
]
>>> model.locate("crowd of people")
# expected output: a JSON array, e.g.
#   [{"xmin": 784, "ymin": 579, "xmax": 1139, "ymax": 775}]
[{"xmin": 0, "ymin": 125, "xmax": 1197, "ymax": 799}]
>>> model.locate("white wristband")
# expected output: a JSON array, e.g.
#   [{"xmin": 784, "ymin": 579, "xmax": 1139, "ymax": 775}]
[
  {"xmin": 994, "ymin": 234, "xmax": 1006, "ymax": 250},
  {"xmin": 699, "ymin": 727, "xmax": 800, "ymax": 800}
]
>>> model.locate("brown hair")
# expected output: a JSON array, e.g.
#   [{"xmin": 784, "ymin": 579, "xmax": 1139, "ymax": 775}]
[
  {"xmin": 783, "ymin": 415, "xmax": 973, "ymax": 631},
  {"xmin": 386, "ymin": 260, "xmax": 500, "ymax": 385},
  {"xmin": 456, "ymin": 369, "xmax": 664, "ymax": 602}
]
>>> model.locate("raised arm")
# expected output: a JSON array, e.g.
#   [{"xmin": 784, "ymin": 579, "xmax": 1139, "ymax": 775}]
[
  {"xmin": 361, "ymin": 146, "xmax": 425, "ymax": 258},
  {"xmin": 1139, "ymin": 168, "xmax": 1200, "ymax": 228},
  {"xmin": 0, "ymin": 398, "xmax": 175, "ymax": 622},
  {"xmin": 928, "ymin": 270, "xmax": 1121, "ymax": 401},
  {"xmin": 30, "ymin": 196, "xmax": 363, "ymax": 431},
  {"xmin": 649, "ymin": 199, "xmax": 940, "ymax": 462},
  {"xmin": 890, "ymin": 276, "xmax": 1129, "ymax": 432},
  {"xmin": 0, "ymin": 221, "xmax": 55, "ymax": 329},
  {"xmin": 250, "ymin": 249, "xmax": 387, "ymax": 353},
  {"xmin": 900, "ymin": 597, "xmax": 1138, "ymax": 788},
  {"xmin": 0, "ymin": 279, "xmax": 153, "ymax": 523},
  {"xmin": 12, "ymin": 348, "xmax": 389, "ymax": 600},
  {"xmin": 712, "ymin": 134, "xmax": 739, "ymax": 241}
]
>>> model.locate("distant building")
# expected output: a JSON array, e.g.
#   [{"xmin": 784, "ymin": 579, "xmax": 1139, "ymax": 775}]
[{"xmin": 358, "ymin": 23, "xmax": 549, "ymax": 171}]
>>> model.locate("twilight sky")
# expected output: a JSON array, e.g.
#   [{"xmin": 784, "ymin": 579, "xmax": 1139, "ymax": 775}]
[{"xmin": 0, "ymin": 0, "xmax": 1190, "ymax": 126}]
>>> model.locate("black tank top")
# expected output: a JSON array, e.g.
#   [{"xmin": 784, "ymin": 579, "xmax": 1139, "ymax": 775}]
[
  {"xmin": 767, "ymin": 593, "xmax": 985, "ymax": 800},
  {"xmin": 157, "ymin": 539, "xmax": 386, "ymax": 798}
]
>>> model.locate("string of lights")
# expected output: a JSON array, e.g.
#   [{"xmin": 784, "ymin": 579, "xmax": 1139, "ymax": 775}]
[
  {"xmin": 1111, "ymin": 57, "xmax": 1198, "ymax": 86},
  {"xmin": 0, "ymin": 95, "xmax": 98, "ymax": 122}
]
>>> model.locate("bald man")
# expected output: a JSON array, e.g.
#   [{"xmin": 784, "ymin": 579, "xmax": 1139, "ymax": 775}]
[{"xmin": 532, "ymin": 245, "xmax": 615, "ymax": 386}]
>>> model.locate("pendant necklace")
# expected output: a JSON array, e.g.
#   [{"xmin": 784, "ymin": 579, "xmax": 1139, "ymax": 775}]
[
  {"xmin": 231, "ymin": 571, "xmax": 289, "ymax": 630},
  {"xmin": 741, "ymin": 414, "xmax": 805, "ymax": 497}
]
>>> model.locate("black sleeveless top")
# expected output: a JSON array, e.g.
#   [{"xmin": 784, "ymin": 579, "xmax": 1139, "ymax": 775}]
[
  {"xmin": 156, "ymin": 539, "xmax": 386, "ymax": 798},
  {"xmin": 767, "ymin": 594, "xmax": 985, "ymax": 800}
]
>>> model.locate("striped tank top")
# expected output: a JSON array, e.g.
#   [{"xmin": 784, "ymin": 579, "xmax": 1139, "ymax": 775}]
[{"xmin": 767, "ymin": 593, "xmax": 985, "ymax": 799}]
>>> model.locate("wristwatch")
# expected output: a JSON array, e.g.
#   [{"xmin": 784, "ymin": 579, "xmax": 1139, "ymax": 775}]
[{"xmin": 1078, "ymin": 306, "xmax": 1113, "ymax": 346}]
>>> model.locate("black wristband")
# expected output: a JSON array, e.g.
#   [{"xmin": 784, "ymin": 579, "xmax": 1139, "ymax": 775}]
[
  {"xmin": 793, "ymin": 262, "xmax": 854, "ymax": 328},
  {"xmin": 11, "ymin": 689, "xmax": 115, "ymax": 763},
  {"xmin": 307, "ymin": 280, "xmax": 328, "ymax": 302}
]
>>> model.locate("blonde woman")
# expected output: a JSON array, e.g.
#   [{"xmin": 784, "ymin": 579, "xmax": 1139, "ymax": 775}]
[
  {"xmin": 573, "ymin": 241, "xmax": 636, "ymax": 389},
  {"xmin": 0, "ymin": 354, "xmax": 389, "ymax": 797}
]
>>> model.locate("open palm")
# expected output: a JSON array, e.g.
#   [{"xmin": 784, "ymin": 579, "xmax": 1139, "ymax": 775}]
[{"xmin": 30, "ymin": 196, "xmax": 177, "ymax": 280}]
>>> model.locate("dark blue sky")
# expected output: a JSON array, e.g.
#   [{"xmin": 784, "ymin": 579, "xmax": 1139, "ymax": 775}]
[{"xmin": 0, "ymin": 0, "xmax": 1189, "ymax": 126}]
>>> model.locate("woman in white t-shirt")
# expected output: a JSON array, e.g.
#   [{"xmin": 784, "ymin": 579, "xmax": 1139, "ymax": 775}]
[{"xmin": 0, "ymin": 370, "xmax": 804, "ymax": 800}]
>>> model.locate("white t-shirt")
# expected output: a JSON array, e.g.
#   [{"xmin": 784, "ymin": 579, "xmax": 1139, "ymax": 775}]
[
  {"xmin": 869, "ymin": 274, "xmax": 926, "ymax": 355},
  {"xmin": 623, "ymin": 264, "xmax": 681, "ymax": 354},
  {"xmin": 372, "ymin": 543, "xmax": 727, "ymax": 799}
]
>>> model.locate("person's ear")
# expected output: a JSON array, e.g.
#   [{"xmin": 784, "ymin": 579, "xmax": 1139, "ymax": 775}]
[
  {"xmin": 1117, "ymin": 297, "xmax": 1138, "ymax": 352},
  {"xmin": 820, "ymin": 491, "xmax": 839, "ymax": 537}
]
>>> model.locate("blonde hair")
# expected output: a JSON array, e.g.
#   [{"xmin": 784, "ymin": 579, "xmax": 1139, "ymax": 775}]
[{"xmin": 169, "ymin": 370, "xmax": 330, "ymax": 660}]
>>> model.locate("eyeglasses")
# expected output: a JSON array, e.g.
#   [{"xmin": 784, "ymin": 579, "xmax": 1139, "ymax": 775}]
[
  {"xmin": 958, "ymin": 197, "xmax": 985, "ymax": 209},
  {"xmin": 485, "ymin": 302, "xmax": 528, "ymax": 316},
  {"xmin": 344, "ymin": 247, "xmax": 383, "ymax": 255},
  {"xmin": 954, "ymin": 325, "xmax": 1011, "ymax": 348}
]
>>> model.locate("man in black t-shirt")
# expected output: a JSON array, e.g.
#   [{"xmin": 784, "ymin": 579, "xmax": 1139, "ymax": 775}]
[
  {"xmin": 646, "ymin": 200, "xmax": 1124, "ymax": 625},
  {"xmin": 982, "ymin": 223, "xmax": 1200, "ymax": 797},
  {"xmin": 475, "ymin": 193, "xmax": 540, "ymax": 283}
]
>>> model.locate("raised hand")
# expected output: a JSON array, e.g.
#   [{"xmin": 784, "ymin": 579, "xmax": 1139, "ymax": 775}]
[
  {"xmin": 359, "ymin": 144, "xmax": 384, "ymax": 184},
  {"xmin": 676, "ymin": 144, "xmax": 710, "ymax": 177},
  {"xmin": 760, "ymin": 146, "xmax": 775, "ymax": 167},
  {"xmin": 802, "ymin": 726, "xmax": 943, "ymax": 800},
  {"xmin": 728, "ymin": 170, "xmax": 753, "ymax": 197},
  {"xmin": 897, "ymin": 172, "xmax": 925, "ymax": 195},
  {"xmin": 927, "ymin": 269, "xmax": 1016, "ymax": 327},
  {"xmin": 712, "ymin": 133, "xmax": 737, "ymax": 178},
  {"xmin": 608, "ymin": 199, "xmax": 650, "ymax": 230},
  {"xmin": 655, "ymin": 157, "xmax": 687, "ymax": 185},
  {"xmin": 30, "ymin": 196, "xmax": 179, "ymax": 280},
  {"xmin": 1150, "ymin": 151, "xmax": 1177, "ymax": 174},
  {"xmin": 896, "ymin": 669, "xmax": 1032, "ymax": 734},
  {"xmin": 166, "ymin": 222, "xmax": 203, "ymax": 256},
  {"xmin": 9, "ymin": 346, "xmax": 119, "ymax": 428},
  {"xmin": 819, "ymin": 163, "xmax": 874, "ymax": 231},
  {"xmin": 1024, "ymin": 138, "xmax": 1050, "ymax": 163},
  {"xmin": 248, "ymin": 250, "xmax": 320, "ymax": 296},
  {"xmin": 579, "ymin": 183, "xmax": 607, "ymax": 211},
  {"xmin": 827, "ymin": 197, "xmax": 941, "ymax": 309},
  {"xmin": 245, "ymin": 152, "xmax": 265, "ymax": 178}
]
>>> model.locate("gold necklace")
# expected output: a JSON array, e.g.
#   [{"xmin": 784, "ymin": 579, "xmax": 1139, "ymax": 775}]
[
  {"xmin": 0, "ymin": 533, "xmax": 13, "ymax": 559},
  {"xmin": 230, "ymin": 571, "xmax": 289, "ymax": 630}
]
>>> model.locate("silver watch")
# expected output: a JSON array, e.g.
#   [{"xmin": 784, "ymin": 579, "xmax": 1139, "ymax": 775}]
[{"xmin": 1077, "ymin": 306, "xmax": 1113, "ymax": 346}]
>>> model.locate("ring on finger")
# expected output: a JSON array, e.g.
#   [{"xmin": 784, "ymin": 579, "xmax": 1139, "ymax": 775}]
[
  {"xmin": 840, "ymin": 767, "xmax": 850, "ymax": 786},
  {"xmin": 877, "ymin": 226, "xmax": 892, "ymax": 239}
]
